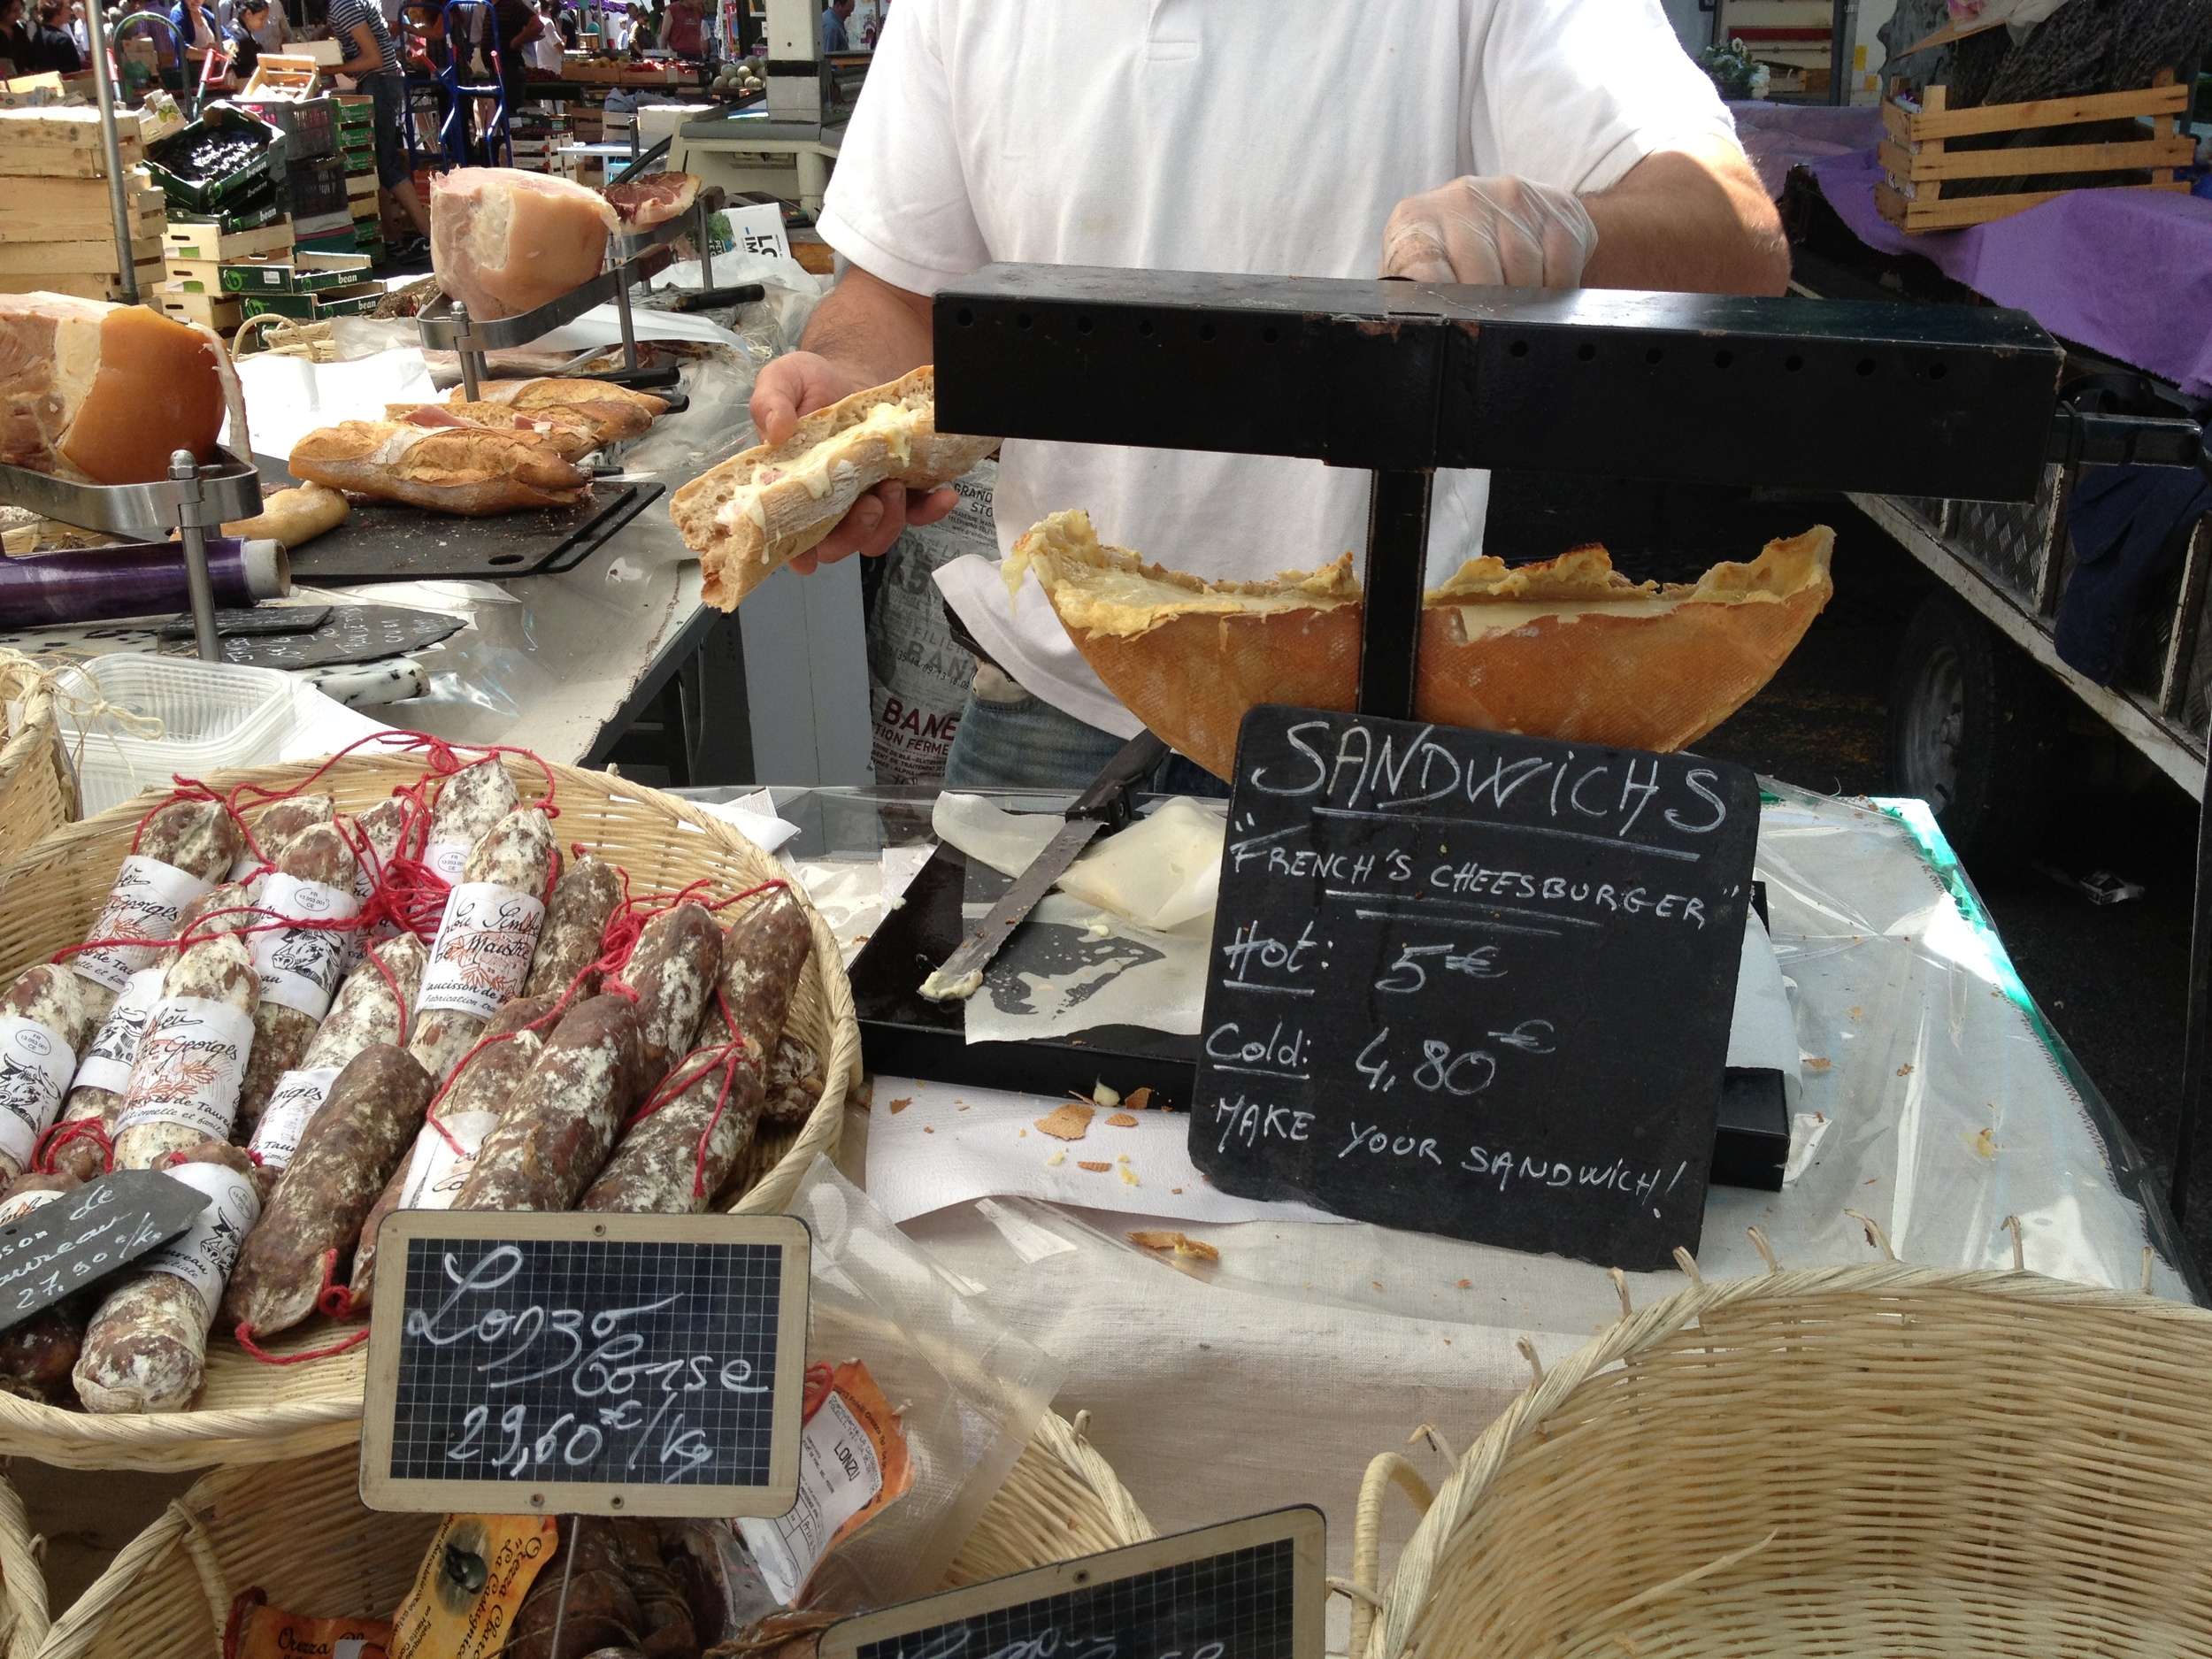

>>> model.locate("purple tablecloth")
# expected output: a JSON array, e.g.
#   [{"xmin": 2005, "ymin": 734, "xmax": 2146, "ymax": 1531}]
[{"xmin": 1809, "ymin": 147, "xmax": 2212, "ymax": 396}]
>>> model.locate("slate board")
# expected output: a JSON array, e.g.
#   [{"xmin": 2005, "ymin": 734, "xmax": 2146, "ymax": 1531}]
[
  {"xmin": 1189, "ymin": 707, "xmax": 1760, "ymax": 1271},
  {"xmin": 156, "ymin": 603, "xmax": 465, "ymax": 668},
  {"xmin": 0, "ymin": 1170, "xmax": 211, "ymax": 1330},
  {"xmin": 358, "ymin": 1210, "xmax": 811, "ymax": 1517},
  {"xmin": 818, "ymin": 1509, "xmax": 1324, "ymax": 1659}
]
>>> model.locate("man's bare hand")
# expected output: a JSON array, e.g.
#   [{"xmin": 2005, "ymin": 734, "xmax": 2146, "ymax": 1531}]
[
  {"xmin": 748, "ymin": 349, "xmax": 871, "ymax": 447},
  {"xmin": 787, "ymin": 480, "xmax": 960, "ymax": 573}
]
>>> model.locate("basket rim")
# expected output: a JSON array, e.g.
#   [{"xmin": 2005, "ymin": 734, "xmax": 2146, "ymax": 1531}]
[
  {"xmin": 0, "ymin": 747, "xmax": 861, "ymax": 1465},
  {"xmin": 1364, "ymin": 1258, "xmax": 2212, "ymax": 1659}
]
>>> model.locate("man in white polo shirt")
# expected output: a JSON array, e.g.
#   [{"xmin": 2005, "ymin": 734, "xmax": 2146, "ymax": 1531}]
[{"xmin": 749, "ymin": 0, "xmax": 1788, "ymax": 791}]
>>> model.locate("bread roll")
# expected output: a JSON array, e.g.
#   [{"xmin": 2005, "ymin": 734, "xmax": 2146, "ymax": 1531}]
[
  {"xmin": 289, "ymin": 420, "xmax": 590, "ymax": 515},
  {"xmin": 0, "ymin": 294, "xmax": 243, "ymax": 485},
  {"xmin": 430, "ymin": 168, "xmax": 619, "ymax": 320},
  {"xmin": 671, "ymin": 366, "xmax": 998, "ymax": 610},
  {"xmin": 1004, "ymin": 509, "xmax": 1837, "ymax": 780},
  {"xmin": 220, "ymin": 484, "xmax": 349, "ymax": 548}
]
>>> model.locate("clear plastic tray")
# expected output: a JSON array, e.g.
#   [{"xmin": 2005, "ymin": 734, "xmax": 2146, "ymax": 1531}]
[{"xmin": 56, "ymin": 655, "xmax": 296, "ymax": 814}]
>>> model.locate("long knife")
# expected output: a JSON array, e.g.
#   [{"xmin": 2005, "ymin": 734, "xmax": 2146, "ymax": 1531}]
[{"xmin": 918, "ymin": 728, "xmax": 1171, "ymax": 1001}]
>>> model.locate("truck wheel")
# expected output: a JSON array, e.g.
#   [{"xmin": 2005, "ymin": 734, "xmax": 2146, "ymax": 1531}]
[{"xmin": 1886, "ymin": 588, "xmax": 2064, "ymax": 868}]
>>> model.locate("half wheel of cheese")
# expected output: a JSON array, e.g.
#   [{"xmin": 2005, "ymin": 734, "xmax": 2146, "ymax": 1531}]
[{"xmin": 1006, "ymin": 510, "xmax": 1835, "ymax": 780}]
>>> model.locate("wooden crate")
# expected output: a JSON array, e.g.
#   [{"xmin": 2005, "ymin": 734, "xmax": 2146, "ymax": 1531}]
[
  {"xmin": 0, "ymin": 232, "xmax": 163, "ymax": 274},
  {"xmin": 1877, "ymin": 73, "xmax": 2193, "ymax": 232},
  {"xmin": 242, "ymin": 53, "xmax": 320, "ymax": 97},
  {"xmin": 0, "ymin": 261, "xmax": 163, "ymax": 298},
  {"xmin": 0, "ymin": 105, "xmax": 145, "ymax": 178},
  {"xmin": 163, "ymin": 254, "xmax": 223, "ymax": 291},
  {"xmin": 345, "ymin": 167, "xmax": 378, "ymax": 200},
  {"xmin": 163, "ymin": 218, "xmax": 296, "ymax": 263},
  {"xmin": 158, "ymin": 280, "xmax": 243, "ymax": 331},
  {"xmin": 0, "ymin": 172, "xmax": 165, "ymax": 243}
]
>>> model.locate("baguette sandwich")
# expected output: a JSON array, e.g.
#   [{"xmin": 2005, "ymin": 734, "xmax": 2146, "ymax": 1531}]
[
  {"xmin": 456, "ymin": 377, "xmax": 665, "ymax": 445},
  {"xmin": 289, "ymin": 419, "xmax": 590, "ymax": 515},
  {"xmin": 388, "ymin": 401, "xmax": 603, "ymax": 461},
  {"xmin": 1006, "ymin": 509, "xmax": 1835, "ymax": 780},
  {"xmin": 671, "ymin": 366, "xmax": 999, "ymax": 609}
]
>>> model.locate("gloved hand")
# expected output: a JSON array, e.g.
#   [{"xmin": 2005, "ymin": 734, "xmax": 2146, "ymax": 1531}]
[{"xmin": 1379, "ymin": 175, "xmax": 1599, "ymax": 288}]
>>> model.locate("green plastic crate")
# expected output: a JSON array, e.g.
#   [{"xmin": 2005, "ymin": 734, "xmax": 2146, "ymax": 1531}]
[{"xmin": 219, "ymin": 250, "xmax": 374, "ymax": 294}]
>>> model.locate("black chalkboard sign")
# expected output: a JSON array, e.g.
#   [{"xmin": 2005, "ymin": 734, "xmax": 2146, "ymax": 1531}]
[
  {"xmin": 358, "ymin": 1211, "xmax": 810, "ymax": 1517},
  {"xmin": 818, "ymin": 1509, "xmax": 1323, "ymax": 1659},
  {"xmin": 0, "ymin": 1170, "xmax": 211, "ymax": 1330},
  {"xmin": 1189, "ymin": 707, "xmax": 1760, "ymax": 1271}
]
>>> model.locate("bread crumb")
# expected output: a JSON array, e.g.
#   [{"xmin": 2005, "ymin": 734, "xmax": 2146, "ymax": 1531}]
[
  {"xmin": 1078, "ymin": 1159, "xmax": 1112, "ymax": 1173},
  {"xmin": 1092, "ymin": 1083, "xmax": 1121, "ymax": 1108},
  {"xmin": 1127, "ymin": 1230, "xmax": 1218, "ymax": 1262},
  {"xmin": 1371, "ymin": 1279, "xmax": 1384, "ymax": 1291},
  {"xmin": 1105, "ymin": 1111, "xmax": 1139, "ymax": 1128},
  {"xmin": 958, "ymin": 1103, "xmax": 970, "ymax": 1110},
  {"xmin": 1035, "ymin": 1102, "xmax": 1095, "ymax": 1141},
  {"xmin": 1171, "ymin": 1187, "xmax": 1183, "ymax": 1195},
  {"xmin": 1125, "ymin": 1087, "xmax": 1155, "ymax": 1111},
  {"xmin": 1970, "ymin": 1127, "xmax": 1999, "ymax": 1160},
  {"xmin": 1456, "ymin": 1279, "xmax": 1471, "ymax": 1289},
  {"xmin": 922, "ymin": 1125, "xmax": 934, "ymax": 1133},
  {"xmin": 887, "ymin": 1097, "xmax": 911, "ymax": 1113},
  {"xmin": 1896, "ymin": 1064, "xmax": 1914, "ymax": 1077},
  {"xmin": 1805, "ymin": 1057, "xmax": 1832, "ymax": 1071},
  {"xmin": 1018, "ymin": 1128, "xmax": 1027, "ymax": 1137},
  {"xmin": 1114, "ymin": 1152, "xmax": 1129, "ymax": 1164},
  {"xmin": 1119, "ymin": 1166, "xmax": 1140, "ymax": 1187},
  {"xmin": 1046, "ymin": 1149, "xmax": 1064, "ymax": 1167}
]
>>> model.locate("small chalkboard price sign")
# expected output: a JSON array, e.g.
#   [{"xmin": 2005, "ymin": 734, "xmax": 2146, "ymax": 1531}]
[
  {"xmin": 358, "ymin": 1210, "xmax": 811, "ymax": 1518},
  {"xmin": 1191, "ymin": 707, "xmax": 1761, "ymax": 1271},
  {"xmin": 0, "ymin": 1170, "xmax": 211, "ymax": 1330},
  {"xmin": 818, "ymin": 1508, "xmax": 1324, "ymax": 1659}
]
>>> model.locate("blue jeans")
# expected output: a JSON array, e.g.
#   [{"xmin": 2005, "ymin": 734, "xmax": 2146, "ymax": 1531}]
[{"xmin": 943, "ymin": 689, "xmax": 1229, "ymax": 797}]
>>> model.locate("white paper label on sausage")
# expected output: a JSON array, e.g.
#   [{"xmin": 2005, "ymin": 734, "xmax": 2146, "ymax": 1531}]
[
  {"xmin": 71, "ymin": 966, "xmax": 167, "ymax": 1097},
  {"xmin": 250, "ymin": 874, "xmax": 361, "ymax": 1020},
  {"xmin": 424, "ymin": 838, "xmax": 472, "ymax": 884},
  {"xmin": 0, "ymin": 1184, "xmax": 65, "ymax": 1229},
  {"xmin": 115, "ymin": 996, "xmax": 256, "ymax": 1143},
  {"xmin": 418, "ymin": 884, "xmax": 545, "ymax": 1020},
  {"xmin": 396, "ymin": 1110, "xmax": 501, "ymax": 1212},
  {"xmin": 247, "ymin": 1064, "xmax": 343, "ymax": 1172},
  {"xmin": 73, "ymin": 856, "xmax": 213, "ymax": 993},
  {"xmin": 0, "ymin": 1015, "xmax": 77, "ymax": 1169},
  {"xmin": 136, "ymin": 1160, "xmax": 259, "ymax": 1318}
]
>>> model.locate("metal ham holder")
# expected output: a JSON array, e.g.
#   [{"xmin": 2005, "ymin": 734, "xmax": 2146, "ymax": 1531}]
[
  {"xmin": 414, "ymin": 185, "xmax": 761, "ymax": 407},
  {"xmin": 0, "ymin": 447, "xmax": 263, "ymax": 663}
]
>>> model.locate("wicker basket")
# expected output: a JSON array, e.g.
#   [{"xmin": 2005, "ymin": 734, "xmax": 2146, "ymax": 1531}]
[
  {"xmin": 0, "ymin": 750, "xmax": 861, "ymax": 1471},
  {"xmin": 0, "ymin": 1473, "xmax": 49, "ymax": 1659},
  {"xmin": 37, "ymin": 1412, "xmax": 1151, "ymax": 1659},
  {"xmin": 0, "ymin": 661, "xmax": 76, "ymax": 868},
  {"xmin": 1354, "ymin": 1260, "xmax": 2212, "ymax": 1659}
]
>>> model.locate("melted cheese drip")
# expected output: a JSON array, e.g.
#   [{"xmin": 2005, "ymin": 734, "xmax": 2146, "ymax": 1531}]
[{"xmin": 717, "ymin": 400, "xmax": 924, "ymax": 537}]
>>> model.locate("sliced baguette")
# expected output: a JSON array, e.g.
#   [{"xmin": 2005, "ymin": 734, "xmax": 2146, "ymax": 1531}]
[
  {"xmin": 289, "ymin": 420, "xmax": 591, "ymax": 516},
  {"xmin": 670, "ymin": 365, "xmax": 999, "ymax": 610}
]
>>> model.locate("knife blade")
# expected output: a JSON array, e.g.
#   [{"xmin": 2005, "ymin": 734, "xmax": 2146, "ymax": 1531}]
[{"xmin": 918, "ymin": 728, "xmax": 1170, "ymax": 1001}]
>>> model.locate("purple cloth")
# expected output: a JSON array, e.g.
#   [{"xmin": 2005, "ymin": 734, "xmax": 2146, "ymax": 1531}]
[
  {"xmin": 1727, "ymin": 102, "xmax": 1885, "ymax": 198},
  {"xmin": 1811, "ymin": 148, "xmax": 2212, "ymax": 395}
]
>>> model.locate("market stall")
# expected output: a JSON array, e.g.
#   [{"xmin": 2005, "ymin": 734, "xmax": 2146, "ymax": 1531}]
[{"xmin": 4, "ymin": 27, "xmax": 2212, "ymax": 1659}]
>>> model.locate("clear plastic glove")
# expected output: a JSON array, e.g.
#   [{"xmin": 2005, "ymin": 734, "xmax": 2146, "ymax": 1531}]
[{"xmin": 1379, "ymin": 175, "xmax": 1599, "ymax": 288}]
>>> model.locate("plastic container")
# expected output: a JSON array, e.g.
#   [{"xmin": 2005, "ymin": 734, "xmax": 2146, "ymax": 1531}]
[{"xmin": 53, "ymin": 656, "xmax": 296, "ymax": 814}]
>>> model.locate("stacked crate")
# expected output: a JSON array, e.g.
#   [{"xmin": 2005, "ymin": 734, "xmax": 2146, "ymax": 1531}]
[
  {"xmin": 222, "ymin": 248, "xmax": 380, "ymax": 320},
  {"xmin": 334, "ymin": 94, "xmax": 381, "ymax": 263},
  {"xmin": 0, "ymin": 106, "xmax": 165, "ymax": 300},
  {"xmin": 159, "ymin": 217, "xmax": 296, "ymax": 332}
]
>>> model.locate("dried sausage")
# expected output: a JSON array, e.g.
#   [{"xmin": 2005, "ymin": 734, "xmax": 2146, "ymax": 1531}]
[
  {"xmin": 510, "ymin": 1520, "xmax": 639, "ymax": 1659},
  {"xmin": 70, "ymin": 798, "xmax": 242, "ymax": 1010},
  {"xmin": 408, "ymin": 808, "xmax": 556, "ymax": 1083},
  {"xmin": 617, "ymin": 902, "xmax": 721, "ymax": 1088},
  {"xmin": 230, "ymin": 793, "xmax": 335, "ymax": 883},
  {"xmin": 235, "ymin": 824, "xmax": 361, "ymax": 1138},
  {"xmin": 0, "ymin": 966, "xmax": 100, "ymax": 1181},
  {"xmin": 248, "ymin": 933, "xmax": 426, "ymax": 1186},
  {"xmin": 524, "ymin": 854, "xmax": 620, "ymax": 998},
  {"xmin": 111, "ymin": 935, "xmax": 258, "ymax": 1170},
  {"xmin": 346, "ymin": 993, "xmax": 555, "ymax": 1314},
  {"xmin": 452, "ymin": 995, "xmax": 642, "ymax": 1213},
  {"xmin": 423, "ymin": 758, "xmax": 518, "ymax": 885},
  {"xmin": 0, "ymin": 1171, "xmax": 84, "ymax": 1402},
  {"xmin": 581, "ymin": 888, "xmax": 810, "ymax": 1215},
  {"xmin": 223, "ymin": 1044, "xmax": 434, "ymax": 1340},
  {"xmin": 759, "ymin": 1033, "xmax": 825, "ymax": 1129},
  {"xmin": 73, "ymin": 1139, "xmax": 259, "ymax": 1414}
]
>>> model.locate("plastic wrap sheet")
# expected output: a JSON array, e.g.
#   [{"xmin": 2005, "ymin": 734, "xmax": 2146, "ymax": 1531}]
[{"xmin": 881, "ymin": 783, "xmax": 2193, "ymax": 1612}]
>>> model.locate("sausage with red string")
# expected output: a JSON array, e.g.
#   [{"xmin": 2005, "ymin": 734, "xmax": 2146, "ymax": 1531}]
[
  {"xmin": 422, "ymin": 758, "xmax": 518, "ymax": 886},
  {"xmin": 73, "ymin": 1139, "xmax": 260, "ymax": 1413},
  {"xmin": 523, "ymin": 854, "xmax": 620, "ymax": 999},
  {"xmin": 343, "ymin": 992, "xmax": 557, "ymax": 1315},
  {"xmin": 69, "ymin": 798, "xmax": 243, "ymax": 1017},
  {"xmin": 760, "ymin": 1032, "xmax": 825, "ymax": 1129},
  {"xmin": 452, "ymin": 995, "xmax": 643, "ymax": 1212},
  {"xmin": 231, "ymin": 793, "xmax": 336, "ymax": 883},
  {"xmin": 408, "ymin": 807, "xmax": 556, "ymax": 1083},
  {"xmin": 235, "ymin": 823, "xmax": 362, "ymax": 1139},
  {"xmin": 223, "ymin": 1043, "xmax": 434, "ymax": 1340},
  {"xmin": 0, "ymin": 965, "xmax": 100, "ymax": 1181},
  {"xmin": 0, "ymin": 1171, "xmax": 84, "ymax": 1402},
  {"xmin": 111, "ymin": 934, "xmax": 259, "ymax": 1170},
  {"xmin": 581, "ymin": 887, "xmax": 810, "ymax": 1214},
  {"xmin": 617, "ymin": 902, "xmax": 720, "ymax": 1089},
  {"xmin": 247, "ymin": 932, "xmax": 426, "ymax": 1194}
]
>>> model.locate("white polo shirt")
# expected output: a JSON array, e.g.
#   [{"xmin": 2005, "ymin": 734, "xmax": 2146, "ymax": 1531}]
[{"xmin": 818, "ymin": 0, "xmax": 1740, "ymax": 738}]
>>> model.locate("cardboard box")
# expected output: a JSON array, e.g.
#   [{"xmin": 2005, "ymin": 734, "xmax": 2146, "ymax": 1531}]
[{"xmin": 219, "ymin": 249, "xmax": 373, "ymax": 294}]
